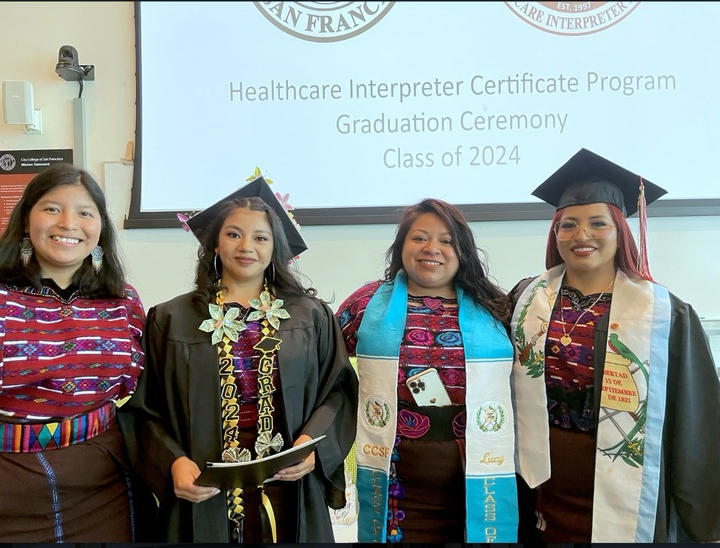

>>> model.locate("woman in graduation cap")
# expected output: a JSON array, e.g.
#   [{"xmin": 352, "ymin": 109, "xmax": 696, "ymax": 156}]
[
  {"xmin": 118, "ymin": 174, "xmax": 358, "ymax": 543},
  {"xmin": 510, "ymin": 149, "xmax": 720, "ymax": 543}
]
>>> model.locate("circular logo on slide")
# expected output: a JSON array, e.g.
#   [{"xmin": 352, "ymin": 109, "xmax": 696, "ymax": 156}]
[
  {"xmin": 0, "ymin": 154, "xmax": 16, "ymax": 171},
  {"xmin": 505, "ymin": 2, "xmax": 640, "ymax": 36},
  {"xmin": 254, "ymin": 1, "xmax": 396, "ymax": 42}
]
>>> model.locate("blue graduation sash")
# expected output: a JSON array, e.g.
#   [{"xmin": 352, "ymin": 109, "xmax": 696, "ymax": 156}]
[{"xmin": 355, "ymin": 272, "xmax": 518, "ymax": 542}]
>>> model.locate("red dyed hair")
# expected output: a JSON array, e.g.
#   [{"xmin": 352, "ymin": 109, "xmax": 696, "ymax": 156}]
[{"xmin": 544, "ymin": 204, "xmax": 654, "ymax": 282}]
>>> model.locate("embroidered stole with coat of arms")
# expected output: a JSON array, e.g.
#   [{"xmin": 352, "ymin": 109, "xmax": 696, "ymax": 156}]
[
  {"xmin": 511, "ymin": 265, "xmax": 671, "ymax": 542},
  {"xmin": 354, "ymin": 272, "xmax": 518, "ymax": 543}
]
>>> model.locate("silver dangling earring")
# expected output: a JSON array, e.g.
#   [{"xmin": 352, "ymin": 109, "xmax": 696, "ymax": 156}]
[
  {"xmin": 91, "ymin": 245, "xmax": 104, "ymax": 274},
  {"xmin": 213, "ymin": 253, "xmax": 221, "ymax": 279},
  {"xmin": 19, "ymin": 236, "xmax": 33, "ymax": 268}
]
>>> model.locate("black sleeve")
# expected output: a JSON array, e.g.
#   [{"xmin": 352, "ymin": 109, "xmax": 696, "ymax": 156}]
[
  {"xmin": 300, "ymin": 301, "xmax": 359, "ymax": 509},
  {"xmin": 118, "ymin": 306, "xmax": 187, "ymax": 502},
  {"xmin": 509, "ymin": 276, "xmax": 537, "ymax": 308},
  {"xmin": 663, "ymin": 297, "xmax": 720, "ymax": 541}
]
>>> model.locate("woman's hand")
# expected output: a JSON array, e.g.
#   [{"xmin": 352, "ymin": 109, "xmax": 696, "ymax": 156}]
[
  {"xmin": 171, "ymin": 455, "xmax": 221, "ymax": 502},
  {"xmin": 272, "ymin": 434, "xmax": 316, "ymax": 481}
]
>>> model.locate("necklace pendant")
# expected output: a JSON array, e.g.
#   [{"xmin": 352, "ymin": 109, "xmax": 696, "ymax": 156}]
[{"xmin": 560, "ymin": 334, "xmax": 572, "ymax": 346}]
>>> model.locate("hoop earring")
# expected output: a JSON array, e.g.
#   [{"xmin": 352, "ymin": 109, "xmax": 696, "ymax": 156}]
[
  {"xmin": 19, "ymin": 236, "xmax": 33, "ymax": 268},
  {"xmin": 91, "ymin": 246, "xmax": 104, "ymax": 275},
  {"xmin": 214, "ymin": 254, "xmax": 222, "ymax": 279}
]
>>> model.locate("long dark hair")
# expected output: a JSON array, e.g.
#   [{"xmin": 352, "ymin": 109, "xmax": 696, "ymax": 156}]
[
  {"xmin": 384, "ymin": 198, "xmax": 511, "ymax": 323},
  {"xmin": 0, "ymin": 163, "xmax": 126, "ymax": 298},
  {"xmin": 191, "ymin": 197, "xmax": 315, "ymax": 308},
  {"xmin": 545, "ymin": 205, "xmax": 654, "ymax": 282}
]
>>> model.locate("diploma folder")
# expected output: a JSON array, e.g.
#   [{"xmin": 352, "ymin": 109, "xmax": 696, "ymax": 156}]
[{"xmin": 195, "ymin": 435, "xmax": 326, "ymax": 489}]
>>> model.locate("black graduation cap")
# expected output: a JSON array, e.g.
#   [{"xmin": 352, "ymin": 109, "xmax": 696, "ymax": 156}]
[
  {"xmin": 532, "ymin": 148, "xmax": 667, "ymax": 217},
  {"xmin": 186, "ymin": 175, "xmax": 308, "ymax": 257}
]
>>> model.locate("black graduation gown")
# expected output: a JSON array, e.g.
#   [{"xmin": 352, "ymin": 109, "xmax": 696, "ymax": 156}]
[
  {"xmin": 118, "ymin": 290, "xmax": 358, "ymax": 543},
  {"xmin": 510, "ymin": 277, "xmax": 720, "ymax": 543}
]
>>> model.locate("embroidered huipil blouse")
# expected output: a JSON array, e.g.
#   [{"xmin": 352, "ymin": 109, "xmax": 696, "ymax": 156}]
[
  {"xmin": 222, "ymin": 302, "xmax": 282, "ymax": 430},
  {"xmin": 337, "ymin": 280, "xmax": 467, "ymax": 541},
  {"xmin": 545, "ymin": 286, "xmax": 612, "ymax": 431},
  {"xmin": 0, "ymin": 282, "xmax": 145, "ymax": 421},
  {"xmin": 338, "ymin": 280, "xmax": 466, "ymax": 413}
]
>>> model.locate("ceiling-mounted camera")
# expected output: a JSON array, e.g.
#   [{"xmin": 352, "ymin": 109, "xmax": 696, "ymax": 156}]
[{"xmin": 55, "ymin": 45, "xmax": 95, "ymax": 81}]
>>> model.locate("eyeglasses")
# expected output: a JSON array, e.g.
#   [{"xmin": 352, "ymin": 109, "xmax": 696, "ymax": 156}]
[{"xmin": 553, "ymin": 217, "xmax": 615, "ymax": 241}]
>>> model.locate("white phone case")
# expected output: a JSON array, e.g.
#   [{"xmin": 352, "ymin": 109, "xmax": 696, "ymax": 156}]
[{"xmin": 405, "ymin": 368, "xmax": 452, "ymax": 407}]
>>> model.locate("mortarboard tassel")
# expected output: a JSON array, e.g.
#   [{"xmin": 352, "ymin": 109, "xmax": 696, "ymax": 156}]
[{"xmin": 636, "ymin": 176, "xmax": 651, "ymax": 280}]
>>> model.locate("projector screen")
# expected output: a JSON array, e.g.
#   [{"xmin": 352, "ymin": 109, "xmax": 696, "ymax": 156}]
[{"xmin": 128, "ymin": 1, "xmax": 720, "ymax": 227}]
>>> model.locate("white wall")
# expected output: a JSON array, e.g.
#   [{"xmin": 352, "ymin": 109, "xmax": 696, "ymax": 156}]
[{"xmin": 3, "ymin": 2, "xmax": 720, "ymax": 319}]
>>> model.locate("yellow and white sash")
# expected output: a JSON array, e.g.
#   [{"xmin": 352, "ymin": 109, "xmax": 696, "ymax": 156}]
[{"xmin": 511, "ymin": 265, "xmax": 671, "ymax": 542}]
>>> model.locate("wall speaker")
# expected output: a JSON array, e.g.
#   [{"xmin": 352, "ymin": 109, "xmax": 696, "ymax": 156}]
[{"xmin": 2, "ymin": 80, "xmax": 34, "ymax": 124}]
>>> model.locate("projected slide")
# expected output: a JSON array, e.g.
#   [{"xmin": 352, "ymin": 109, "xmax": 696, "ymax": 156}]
[{"xmin": 132, "ymin": 2, "xmax": 720, "ymax": 222}]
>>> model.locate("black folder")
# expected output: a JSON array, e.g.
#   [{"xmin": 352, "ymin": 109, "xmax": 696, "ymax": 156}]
[{"xmin": 194, "ymin": 435, "xmax": 326, "ymax": 489}]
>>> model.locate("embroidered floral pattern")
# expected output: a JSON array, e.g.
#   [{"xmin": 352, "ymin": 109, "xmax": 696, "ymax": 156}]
[
  {"xmin": 396, "ymin": 408, "xmax": 431, "ymax": 439},
  {"xmin": 387, "ymin": 441, "xmax": 404, "ymax": 543},
  {"xmin": 439, "ymin": 367, "xmax": 464, "ymax": 387},
  {"xmin": 452, "ymin": 410, "xmax": 466, "ymax": 438},
  {"xmin": 435, "ymin": 330, "xmax": 462, "ymax": 346},
  {"xmin": 405, "ymin": 329, "xmax": 434, "ymax": 346}
]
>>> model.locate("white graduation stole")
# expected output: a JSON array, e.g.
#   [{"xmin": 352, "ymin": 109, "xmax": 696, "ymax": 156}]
[{"xmin": 511, "ymin": 265, "xmax": 671, "ymax": 542}]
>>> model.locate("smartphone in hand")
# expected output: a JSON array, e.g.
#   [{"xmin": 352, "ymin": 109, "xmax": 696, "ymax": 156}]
[{"xmin": 405, "ymin": 368, "xmax": 452, "ymax": 407}]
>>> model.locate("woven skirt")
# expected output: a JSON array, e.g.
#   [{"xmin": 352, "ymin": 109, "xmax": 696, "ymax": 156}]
[
  {"xmin": 392, "ymin": 437, "xmax": 466, "ymax": 542},
  {"xmin": 0, "ymin": 423, "xmax": 134, "ymax": 542},
  {"xmin": 536, "ymin": 426, "xmax": 596, "ymax": 542}
]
